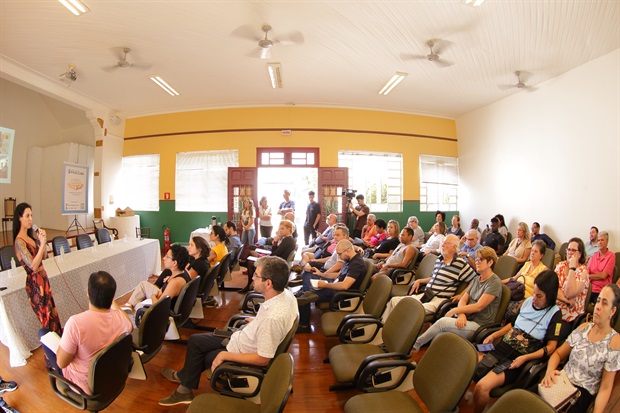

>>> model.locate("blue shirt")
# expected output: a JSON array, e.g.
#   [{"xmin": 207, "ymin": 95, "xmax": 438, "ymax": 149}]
[{"xmin": 461, "ymin": 242, "xmax": 482, "ymax": 260}]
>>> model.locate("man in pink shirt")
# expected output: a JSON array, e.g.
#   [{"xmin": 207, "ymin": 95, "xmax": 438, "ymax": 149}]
[
  {"xmin": 40, "ymin": 271, "xmax": 132, "ymax": 394},
  {"xmin": 587, "ymin": 231, "xmax": 616, "ymax": 304}
]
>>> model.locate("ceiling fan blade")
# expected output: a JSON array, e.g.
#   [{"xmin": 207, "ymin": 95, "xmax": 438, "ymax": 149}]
[
  {"xmin": 277, "ymin": 30, "xmax": 304, "ymax": 46},
  {"xmin": 231, "ymin": 24, "xmax": 261, "ymax": 41},
  {"xmin": 431, "ymin": 39, "xmax": 454, "ymax": 55},
  {"xmin": 434, "ymin": 59, "xmax": 454, "ymax": 68},
  {"xmin": 130, "ymin": 63, "xmax": 153, "ymax": 71},
  {"xmin": 400, "ymin": 53, "xmax": 426, "ymax": 61},
  {"xmin": 101, "ymin": 65, "xmax": 120, "ymax": 72},
  {"xmin": 497, "ymin": 84, "xmax": 514, "ymax": 91}
]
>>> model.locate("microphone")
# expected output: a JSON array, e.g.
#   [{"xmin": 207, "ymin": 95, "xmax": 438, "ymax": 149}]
[{"xmin": 32, "ymin": 224, "xmax": 40, "ymax": 235}]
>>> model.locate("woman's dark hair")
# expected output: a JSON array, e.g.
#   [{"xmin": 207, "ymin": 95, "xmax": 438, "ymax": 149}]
[
  {"xmin": 532, "ymin": 239, "xmax": 547, "ymax": 257},
  {"xmin": 374, "ymin": 219, "xmax": 387, "ymax": 230},
  {"xmin": 192, "ymin": 236, "xmax": 210, "ymax": 260},
  {"xmin": 169, "ymin": 244, "xmax": 190, "ymax": 270},
  {"xmin": 494, "ymin": 214, "xmax": 505, "ymax": 226},
  {"xmin": 567, "ymin": 237, "xmax": 586, "ymax": 265},
  {"xmin": 436, "ymin": 210, "xmax": 446, "ymax": 222},
  {"xmin": 534, "ymin": 270, "xmax": 559, "ymax": 307},
  {"xmin": 12, "ymin": 202, "xmax": 36, "ymax": 242},
  {"xmin": 211, "ymin": 225, "xmax": 228, "ymax": 244},
  {"xmin": 88, "ymin": 271, "xmax": 117, "ymax": 309},
  {"xmin": 604, "ymin": 283, "xmax": 620, "ymax": 327}
]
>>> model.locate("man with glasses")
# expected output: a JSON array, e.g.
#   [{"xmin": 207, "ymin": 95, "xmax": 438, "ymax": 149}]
[
  {"xmin": 458, "ymin": 229, "xmax": 482, "ymax": 268},
  {"xmin": 296, "ymin": 239, "xmax": 366, "ymax": 332},
  {"xmin": 159, "ymin": 256, "xmax": 298, "ymax": 406}
]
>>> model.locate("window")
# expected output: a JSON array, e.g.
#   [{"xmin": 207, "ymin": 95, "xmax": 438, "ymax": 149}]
[
  {"xmin": 419, "ymin": 155, "xmax": 458, "ymax": 212},
  {"xmin": 176, "ymin": 150, "xmax": 239, "ymax": 211},
  {"xmin": 257, "ymin": 148, "xmax": 319, "ymax": 167},
  {"xmin": 338, "ymin": 151, "xmax": 402, "ymax": 212},
  {"xmin": 121, "ymin": 154, "xmax": 160, "ymax": 211}
]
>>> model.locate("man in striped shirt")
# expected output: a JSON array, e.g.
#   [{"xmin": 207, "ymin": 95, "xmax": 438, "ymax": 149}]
[{"xmin": 381, "ymin": 234, "xmax": 476, "ymax": 321}]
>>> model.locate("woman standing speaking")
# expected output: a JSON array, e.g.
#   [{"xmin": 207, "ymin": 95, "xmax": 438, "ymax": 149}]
[{"xmin": 13, "ymin": 202, "xmax": 62, "ymax": 334}]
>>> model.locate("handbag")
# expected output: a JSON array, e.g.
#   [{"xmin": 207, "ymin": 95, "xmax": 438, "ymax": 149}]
[
  {"xmin": 506, "ymin": 275, "xmax": 526, "ymax": 301},
  {"xmin": 538, "ymin": 369, "xmax": 580, "ymax": 411},
  {"xmin": 134, "ymin": 305, "xmax": 151, "ymax": 328},
  {"xmin": 473, "ymin": 353, "xmax": 499, "ymax": 381}
]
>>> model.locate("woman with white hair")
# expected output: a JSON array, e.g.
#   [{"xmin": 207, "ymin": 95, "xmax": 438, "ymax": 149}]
[{"xmin": 406, "ymin": 216, "xmax": 425, "ymax": 246}]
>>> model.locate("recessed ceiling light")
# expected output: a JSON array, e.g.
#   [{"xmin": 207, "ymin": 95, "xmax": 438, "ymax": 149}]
[
  {"xmin": 58, "ymin": 0, "xmax": 90, "ymax": 16},
  {"xmin": 378, "ymin": 72, "xmax": 408, "ymax": 95},
  {"xmin": 149, "ymin": 75, "xmax": 180, "ymax": 96},
  {"xmin": 267, "ymin": 63, "xmax": 282, "ymax": 89}
]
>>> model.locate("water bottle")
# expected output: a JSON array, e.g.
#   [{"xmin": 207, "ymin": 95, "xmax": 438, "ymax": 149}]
[
  {"xmin": 10, "ymin": 257, "xmax": 16, "ymax": 269},
  {"xmin": 211, "ymin": 216, "xmax": 217, "ymax": 227},
  {"xmin": 60, "ymin": 247, "xmax": 65, "ymax": 261},
  {"xmin": 124, "ymin": 231, "xmax": 128, "ymax": 243},
  {"xmin": 93, "ymin": 240, "xmax": 98, "ymax": 253}
]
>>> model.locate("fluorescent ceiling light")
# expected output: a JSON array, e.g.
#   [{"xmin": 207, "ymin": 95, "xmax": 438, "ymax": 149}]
[
  {"xmin": 149, "ymin": 75, "xmax": 180, "ymax": 96},
  {"xmin": 267, "ymin": 63, "xmax": 282, "ymax": 89},
  {"xmin": 58, "ymin": 0, "xmax": 90, "ymax": 16},
  {"xmin": 378, "ymin": 72, "xmax": 408, "ymax": 95},
  {"xmin": 464, "ymin": 0, "xmax": 486, "ymax": 6}
]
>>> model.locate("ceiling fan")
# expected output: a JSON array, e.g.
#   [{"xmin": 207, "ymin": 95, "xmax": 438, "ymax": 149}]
[
  {"xmin": 498, "ymin": 71, "xmax": 537, "ymax": 91},
  {"xmin": 232, "ymin": 24, "xmax": 304, "ymax": 59},
  {"xmin": 403, "ymin": 39, "xmax": 454, "ymax": 68},
  {"xmin": 102, "ymin": 47, "xmax": 152, "ymax": 72},
  {"xmin": 59, "ymin": 64, "xmax": 77, "ymax": 86}
]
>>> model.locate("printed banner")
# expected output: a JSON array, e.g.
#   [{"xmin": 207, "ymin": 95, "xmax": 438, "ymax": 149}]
[{"xmin": 62, "ymin": 163, "xmax": 89, "ymax": 214}]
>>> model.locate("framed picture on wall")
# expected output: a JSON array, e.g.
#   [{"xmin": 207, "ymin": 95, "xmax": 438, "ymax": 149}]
[{"xmin": 0, "ymin": 127, "xmax": 15, "ymax": 184}]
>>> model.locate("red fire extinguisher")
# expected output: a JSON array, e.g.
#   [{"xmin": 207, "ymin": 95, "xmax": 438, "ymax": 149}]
[{"xmin": 163, "ymin": 226, "xmax": 171, "ymax": 254}]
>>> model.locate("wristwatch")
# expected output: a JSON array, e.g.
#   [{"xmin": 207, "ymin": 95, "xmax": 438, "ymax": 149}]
[{"xmin": 569, "ymin": 267, "xmax": 577, "ymax": 271}]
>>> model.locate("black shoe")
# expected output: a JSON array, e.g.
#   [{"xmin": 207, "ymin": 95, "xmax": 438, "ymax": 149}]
[
  {"xmin": 288, "ymin": 275, "xmax": 303, "ymax": 287},
  {"xmin": 296, "ymin": 324, "xmax": 312, "ymax": 334}
]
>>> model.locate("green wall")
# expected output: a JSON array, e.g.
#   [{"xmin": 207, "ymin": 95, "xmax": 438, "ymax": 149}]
[{"xmin": 135, "ymin": 200, "xmax": 458, "ymax": 244}]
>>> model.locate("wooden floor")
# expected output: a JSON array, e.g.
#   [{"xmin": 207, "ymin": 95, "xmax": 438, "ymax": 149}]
[{"xmin": 2, "ymin": 239, "xmax": 620, "ymax": 412}]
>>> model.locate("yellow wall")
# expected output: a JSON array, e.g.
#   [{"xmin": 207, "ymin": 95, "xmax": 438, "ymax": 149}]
[{"xmin": 124, "ymin": 107, "xmax": 457, "ymax": 200}]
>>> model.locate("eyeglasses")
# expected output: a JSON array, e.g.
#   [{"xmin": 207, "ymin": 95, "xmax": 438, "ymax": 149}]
[
  {"xmin": 474, "ymin": 258, "xmax": 483, "ymax": 262},
  {"xmin": 337, "ymin": 247, "xmax": 350, "ymax": 256},
  {"xmin": 566, "ymin": 248, "xmax": 579, "ymax": 253},
  {"xmin": 252, "ymin": 273, "xmax": 268, "ymax": 281},
  {"xmin": 466, "ymin": 238, "xmax": 476, "ymax": 242},
  {"xmin": 163, "ymin": 254, "xmax": 173, "ymax": 260}
]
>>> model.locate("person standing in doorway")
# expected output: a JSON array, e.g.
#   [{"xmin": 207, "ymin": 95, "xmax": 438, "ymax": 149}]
[
  {"xmin": 277, "ymin": 189, "xmax": 295, "ymax": 218},
  {"xmin": 303, "ymin": 191, "xmax": 322, "ymax": 246},
  {"xmin": 349, "ymin": 194, "xmax": 369, "ymax": 239}
]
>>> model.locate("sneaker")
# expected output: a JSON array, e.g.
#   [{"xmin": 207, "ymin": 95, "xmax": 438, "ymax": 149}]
[
  {"xmin": 158, "ymin": 390, "xmax": 194, "ymax": 406},
  {"xmin": 287, "ymin": 275, "xmax": 303, "ymax": 287},
  {"xmin": 296, "ymin": 291, "xmax": 319, "ymax": 306},
  {"xmin": 204, "ymin": 296, "xmax": 218, "ymax": 308},
  {"xmin": 0, "ymin": 380, "xmax": 17, "ymax": 395},
  {"xmin": 0, "ymin": 398, "xmax": 19, "ymax": 413},
  {"xmin": 161, "ymin": 368, "xmax": 180, "ymax": 384},
  {"xmin": 291, "ymin": 264, "xmax": 304, "ymax": 274}
]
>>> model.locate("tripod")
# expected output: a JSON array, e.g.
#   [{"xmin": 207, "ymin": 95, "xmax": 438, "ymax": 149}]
[{"xmin": 66, "ymin": 215, "xmax": 86, "ymax": 235}]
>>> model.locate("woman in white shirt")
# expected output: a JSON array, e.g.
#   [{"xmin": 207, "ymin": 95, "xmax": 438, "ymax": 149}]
[{"xmin": 258, "ymin": 196, "xmax": 273, "ymax": 238}]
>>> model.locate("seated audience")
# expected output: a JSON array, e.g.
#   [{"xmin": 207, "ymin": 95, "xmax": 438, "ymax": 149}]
[
  {"xmin": 382, "ymin": 235, "xmax": 476, "ymax": 320},
  {"xmin": 458, "ymin": 229, "xmax": 482, "ymax": 268},
  {"xmin": 447, "ymin": 214, "xmax": 464, "ymax": 237},
  {"xmin": 435, "ymin": 210, "xmax": 446, "ymax": 224},
  {"xmin": 292, "ymin": 226, "xmax": 348, "ymax": 285},
  {"xmin": 39, "ymin": 271, "xmax": 133, "ymax": 395},
  {"xmin": 412, "ymin": 247, "xmax": 502, "ymax": 351},
  {"xmin": 371, "ymin": 227, "xmax": 416, "ymax": 280},
  {"xmin": 224, "ymin": 221, "xmax": 241, "ymax": 259},
  {"xmin": 470, "ymin": 218, "xmax": 482, "ymax": 236},
  {"xmin": 368, "ymin": 219, "xmax": 401, "ymax": 261},
  {"xmin": 125, "ymin": 244, "xmax": 190, "ymax": 313},
  {"xmin": 406, "ymin": 215, "xmax": 425, "ymax": 246},
  {"xmin": 306, "ymin": 213, "xmax": 337, "ymax": 251},
  {"xmin": 296, "ymin": 240, "xmax": 367, "ymax": 332},
  {"xmin": 555, "ymin": 237, "xmax": 589, "ymax": 341},
  {"xmin": 504, "ymin": 221, "xmax": 532, "ymax": 264},
  {"xmin": 483, "ymin": 217, "xmax": 505, "ymax": 254},
  {"xmin": 208, "ymin": 225, "xmax": 229, "ymax": 266},
  {"xmin": 158, "ymin": 256, "xmax": 298, "ymax": 406},
  {"xmin": 283, "ymin": 212, "xmax": 298, "ymax": 239},
  {"xmin": 503, "ymin": 240, "xmax": 548, "ymax": 298},
  {"xmin": 473, "ymin": 270, "xmax": 562, "ymax": 413},
  {"xmin": 531, "ymin": 221, "xmax": 556, "ymax": 251},
  {"xmin": 588, "ymin": 231, "xmax": 616, "ymax": 304},
  {"xmin": 495, "ymin": 213, "xmax": 508, "ymax": 240},
  {"xmin": 155, "ymin": 237, "xmax": 210, "ymax": 284},
  {"xmin": 540, "ymin": 284, "xmax": 620, "ymax": 413},
  {"xmin": 585, "ymin": 226, "xmax": 599, "ymax": 259},
  {"xmin": 364, "ymin": 218, "xmax": 387, "ymax": 249},
  {"xmin": 417, "ymin": 221, "xmax": 447, "ymax": 262}
]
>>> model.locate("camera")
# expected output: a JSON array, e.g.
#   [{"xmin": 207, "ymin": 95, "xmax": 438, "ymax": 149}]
[{"xmin": 342, "ymin": 189, "xmax": 357, "ymax": 203}]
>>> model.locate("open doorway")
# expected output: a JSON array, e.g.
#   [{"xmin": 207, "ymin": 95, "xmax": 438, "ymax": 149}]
[{"xmin": 257, "ymin": 167, "xmax": 317, "ymax": 243}]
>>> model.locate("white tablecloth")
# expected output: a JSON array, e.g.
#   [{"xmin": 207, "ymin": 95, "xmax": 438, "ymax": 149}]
[
  {"xmin": 190, "ymin": 228, "xmax": 215, "ymax": 247},
  {"xmin": 0, "ymin": 238, "xmax": 161, "ymax": 366}
]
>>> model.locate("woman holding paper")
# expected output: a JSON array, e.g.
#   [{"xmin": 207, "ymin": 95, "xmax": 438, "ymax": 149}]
[{"xmin": 13, "ymin": 202, "xmax": 62, "ymax": 335}]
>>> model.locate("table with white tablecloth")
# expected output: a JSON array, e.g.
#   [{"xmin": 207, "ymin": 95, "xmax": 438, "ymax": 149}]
[
  {"xmin": 190, "ymin": 227, "xmax": 215, "ymax": 247},
  {"xmin": 0, "ymin": 238, "xmax": 161, "ymax": 366}
]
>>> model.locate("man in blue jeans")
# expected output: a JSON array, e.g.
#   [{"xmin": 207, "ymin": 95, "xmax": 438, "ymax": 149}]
[{"xmin": 296, "ymin": 239, "xmax": 366, "ymax": 332}]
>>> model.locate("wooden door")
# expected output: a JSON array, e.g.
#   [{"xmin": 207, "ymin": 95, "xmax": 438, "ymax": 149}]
[
  {"xmin": 228, "ymin": 167, "xmax": 258, "ymax": 236},
  {"xmin": 317, "ymin": 167, "xmax": 348, "ymax": 226}
]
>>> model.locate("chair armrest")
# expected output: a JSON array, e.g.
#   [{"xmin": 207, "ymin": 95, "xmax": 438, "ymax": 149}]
[
  {"xmin": 240, "ymin": 292, "xmax": 264, "ymax": 314},
  {"xmin": 339, "ymin": 317, "xmax": 383, "ymax": 344},
  {"xmin": 353, "ymin": 352, "xmax": 412, "ymax": 387},
  {"xmin": 329, "ymin": 290, "xmax": 364, "ymax": 312},
  {"xmin": 210, "ymin": 361, "xmax": 267, "ymax": 398},
  {"xmin": 391, "ymin": 269, "xmax": 414, "ymax": 285},
  {"xmin": 48, "ymin": 368, "xmax": 99, "ymax": 409},
  {"xmin": 354, "ymin": 358, "xmax": 416, "ymax": 393},
  {"xmin": 227, "ymin": 314, "xmax": 252, "ymax": 329},
  {"xmin": 472, "ymin": 325, "xmax": 503, "ymax": 344},
  {"xmin": 434, "ymin": 300, "xmax": 458, "ymax": 320}
]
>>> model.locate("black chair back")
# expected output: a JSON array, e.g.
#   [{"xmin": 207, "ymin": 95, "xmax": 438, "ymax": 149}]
[
  {"xmin": 52, "ymin": 236, "xmax": 71, "ymax": 256},
  {"xmin": 95, "ymin": 228, "xmax": 111, "ymax": 244},
  {"xmin": 198, "ymin": 263, "xmax": 220, "ymax": 305},
  {"xmin": 216, "ymin": 253, "xmax": 232, "ymax": 284},
  {"xmin": 136, "ymin": 296, "xmax": 171, "ymax": 364},
  {"xmin": 0, "ymin": 245, "xmax": 18, "ymax": 271},
  {"xmin": 76, "ymin": 234, "xmax": 94, "ymax": 250},
  {"xmin": 172, "ymin": 276, "xmax": 201, "ymax": 327}
]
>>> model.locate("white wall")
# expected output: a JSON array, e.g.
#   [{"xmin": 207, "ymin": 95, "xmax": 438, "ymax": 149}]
[{"xmin": 457, "ymin": 48, "xmax": 620, "ymax": 251}]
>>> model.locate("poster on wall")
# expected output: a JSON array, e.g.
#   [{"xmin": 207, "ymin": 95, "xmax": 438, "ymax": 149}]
[
  {"xmin": 62, "ymin": 163, "xmax": 89, "ymax": 215},
  {"xmin": 0, "ymin": 127, "xmax": 15, "ymax": 184}
]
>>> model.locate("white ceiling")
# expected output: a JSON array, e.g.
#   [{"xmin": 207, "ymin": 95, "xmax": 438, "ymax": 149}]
[{"xmin": 1, "ymin": 0, "xmax": 619, "ymax": 119}]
